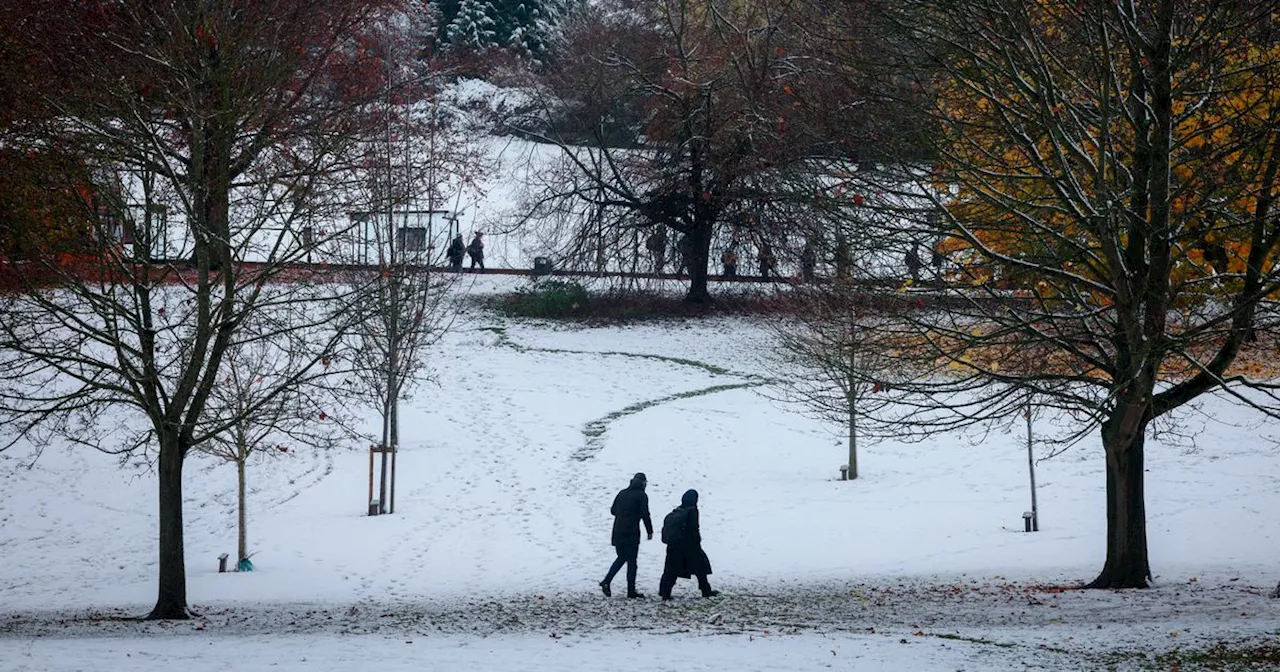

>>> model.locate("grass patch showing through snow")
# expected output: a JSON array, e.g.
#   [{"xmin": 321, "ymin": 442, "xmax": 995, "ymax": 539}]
[
  {"xmin": 493, "ymin": 279, "xmax": 594, "ymax": 318},
  {"xmin": 483, "ymin": 284, "xmax": 794, "ymax": 322}
]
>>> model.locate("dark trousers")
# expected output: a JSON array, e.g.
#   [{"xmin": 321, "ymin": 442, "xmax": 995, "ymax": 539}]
[
  {"xmin": 659, "ymin": 570, "xmax": 712, "ymax": 598},
  {"xmin": 603, "ymin": 543, "xmax": 639, "ymax": 593}
]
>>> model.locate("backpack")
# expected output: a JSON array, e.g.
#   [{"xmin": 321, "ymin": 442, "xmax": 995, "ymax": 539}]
[{"xmin": 661, "ymin": 507, "xmax": 688, "ymax": 545}]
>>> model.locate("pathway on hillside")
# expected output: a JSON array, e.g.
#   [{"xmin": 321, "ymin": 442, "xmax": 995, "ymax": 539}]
[
  {"xmin": 488, "ymin": 324, "xmax": 782, "ymax": 554},
  {"xmin": 486, "ymin": 324, "xmax": 778, "ymax": 462}
]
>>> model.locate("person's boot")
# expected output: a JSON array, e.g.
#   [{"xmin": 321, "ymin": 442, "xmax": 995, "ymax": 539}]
[
  {"xmin": 702, "ymin": 590, "xmax": 720, "ymax": 598},
  {"xmin": 599, "ymin": 581, "xmax": 611, "ymax": 597},
  {"xmin": 627, "ymin": 591, "xmax": 646, "ymax": 599}
]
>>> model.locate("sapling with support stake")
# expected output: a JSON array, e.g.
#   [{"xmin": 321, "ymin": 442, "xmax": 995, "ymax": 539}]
[
  {"xmin": 196, "ymin": 327, "xmax": 354, "ymax": 569},
  {"xmin": 343, "ymin": 49, "xmax": 483, "ymax": 514},
  {"xmin": 766, "ymin": 288, "xmax": 901, "ymax": 479}
]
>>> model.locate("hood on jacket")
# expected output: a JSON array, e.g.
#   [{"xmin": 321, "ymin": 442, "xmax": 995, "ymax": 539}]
[
  {"xmin": 629, "ymin": 472, "xmax": 647, "ymax": 490},
  {"xmin": 681, "ymin": 489, "xmax": 698, "ymax": 507}
]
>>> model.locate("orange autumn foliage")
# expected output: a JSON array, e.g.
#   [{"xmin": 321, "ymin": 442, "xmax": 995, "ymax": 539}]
[{"xmin": 933, "ymin": 5, "xmax": 1280, "ymax": 306}]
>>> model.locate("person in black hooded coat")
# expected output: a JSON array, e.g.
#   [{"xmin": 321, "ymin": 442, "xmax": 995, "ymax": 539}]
[
  {"xmin": 658, "ymin": 489, "xmax": 719, "ymax": 600},
  {"xmin": 600, "ymin": 473, "xmax": 653, "ymax": 598}
]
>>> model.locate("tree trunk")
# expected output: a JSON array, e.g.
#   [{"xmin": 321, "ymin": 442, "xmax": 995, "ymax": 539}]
[
  {"xmin": 847, "ymin": 398, "xmax": 858, "ymax": 480},
  {"xmin": 236, "ymin": 457, "xmax": 247, "ymax": 563},
  {"xmin": 1086, "ymin": 418, "xmax": 1152, "ymax": 589},
  {"xmin": 683, "ymin": 221, "xmax": 713, "ymax": 303},
  {"xmin": 847, "ymin": 344, "xmax": 859, "ymax": 480},
  {"xmin": 148, "ymin": 434, "xmax": 190, "ymax": 619},
  {"xmin": 389, "ymin": 383, "xmax": 399, "ymax": 515}
]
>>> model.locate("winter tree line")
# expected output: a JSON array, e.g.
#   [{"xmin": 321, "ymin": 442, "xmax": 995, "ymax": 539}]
[{"xmin": 2, "ymin": 0, "xmax": 1280, "ymax": 618}]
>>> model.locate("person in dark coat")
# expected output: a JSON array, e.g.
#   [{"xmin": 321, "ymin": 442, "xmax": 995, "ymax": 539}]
[
  {"xmin": 905, "ymin": 242, "xmax": 922, "ymax": 282},
  {"xmin": 600, "ymin": 472, "xmax": 653, "ymax": 598},
  {"xmin": 658, "ymin": 489, "xmax": 719, "ymax": 600},
  {"xmin": 674, "ymin": 234, "xmax": 693, "ymax": 278},
  {"xmin": 446, "ymin": 233, "xmax": 465, "ymax": 272},
  {"xmin": 757, "ymin": 240, "xmax": 776, "ymax": 280},
  {"xmin": 800, "ymin": 239, "xmax": 817, "ymax": 283},
  {"xmin": 645, "ymin": 227, "xmax": 668, "ymax": 274},
  {"xmin": 721, "ymin": 247, "xmax": 738, "ymax": 278},
  {"xmin": 466, "ymin": 232, "xmax": 485, "ymax": 272}
]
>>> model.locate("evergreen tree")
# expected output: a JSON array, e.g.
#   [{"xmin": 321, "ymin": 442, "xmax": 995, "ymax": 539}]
[
  {"xmin": 433, "ymin": 0, "xmax": 572, "ymax": 62},
  {"xmin": 501, "ymin": 0, "xmax": 540, "ymax": 60},
  {"xmin": 444, "ymin": 0, "xmax": 498, "ymax": 50},
  {"xmin": 430, "ymin": 0, "xmax": 460, "ymax": 47}
]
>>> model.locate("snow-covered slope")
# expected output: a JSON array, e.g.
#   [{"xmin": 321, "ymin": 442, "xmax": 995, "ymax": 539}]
[{"xmin": 1, "ymin": 274, "xmax": 1278, "ymax": 670}]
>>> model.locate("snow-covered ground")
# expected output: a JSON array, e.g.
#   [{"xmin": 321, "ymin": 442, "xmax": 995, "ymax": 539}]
[{"xmin": 1, "ymin": 274, "xmax": 1278, "ymax": 670}]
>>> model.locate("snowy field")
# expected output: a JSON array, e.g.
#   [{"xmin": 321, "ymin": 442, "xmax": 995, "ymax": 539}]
[{"xmin": 1, "ymin": 274, "xmax": 1278, "ymax": 670}]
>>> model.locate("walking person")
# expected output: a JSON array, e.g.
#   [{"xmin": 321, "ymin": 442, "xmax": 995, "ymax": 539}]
[
  {"xmin": 600, "ymin": 472, "xmax": 653, "ymax": 598},
  {"xmin": 800, "ymin": 239, "xmax": 817, "ymax": 283},
  {"xmin": 674, "ymin": 234, "xmax": 693, "ymax": 279},
  {"xmin": 721, "ymin": 247, "xmax": 738, "ymax": 278},
  {"xmin": 757, "ymin": 240, "xmax": 776, "ymax": 280},
  {"xmin": 645, "ymin": 227, "xmax": 668, "ymax": 274},
  {"xmin": 658, "ymin": 489, "xmax": 719, "ymax": 600},
  {"xmin": 466, "ymin": 231, "xmax": 485, "ymax": 272},
  {"xmin": 905, "ymin": 242, "xmax": 922, "ymax": 282},
  {"xmin": 446, "ymin": 233, "xmax": 465, "ymax": 272}
]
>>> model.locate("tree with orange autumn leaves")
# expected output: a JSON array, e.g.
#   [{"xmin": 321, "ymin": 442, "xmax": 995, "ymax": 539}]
[{"xmin": 832, "ymin": 1, "xmax": 1280, "ymax": 589}]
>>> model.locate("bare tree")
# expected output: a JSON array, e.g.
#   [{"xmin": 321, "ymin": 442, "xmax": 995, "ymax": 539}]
[
  {"xmin": 343, "ymin": 53, "xmax": 488, "ymax": 513},
  {"xmin": 845, "ymin": 0, "xmax": 1280, "ymax": 588},
  {"xmin": 768, "ymin": 289, "xmax": 903, "ymax": 480},
  {"xmin": 506, "ymin": 0, "xmax": 890, "ymax": 302},
  {"xmin": 347, "ymin": 216, "xmax": 458, "ymax": 515},
  {"xmin": 196, "ymin": 327, "xmax": 354, "ymax": 568},
  {"xmin": 0, "ymin": 0, "xmax": 399, "ymax": 618}
]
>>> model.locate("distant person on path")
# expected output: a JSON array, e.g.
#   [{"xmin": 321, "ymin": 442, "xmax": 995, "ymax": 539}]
[
  {"xmin": 446, "ymin": 233, "xmax": 465, "ymax": 272},
  {"xmin": 646, "ymin": 227, "xmax": 668, "ymax": 274},
  {"xmin": 721, "ymin": 247, "xmax": 738, "ymax": 278},
  {"xmin": 675, "ymin": 234, "xmax": 693, "ymax": 278},
  {"xmin": 905, "ymin": 243, "xmax": 922, "ymax": 282},
  {"xmin": 834, "ymin": 233, "xmax": 851, "ymax": 279},
  {"xmin": 600, "ymin": 472, "xmax": 653, "ymax": 599},
  {"xmin": 800, "ymin": 239, "xmax": 817, "ymax": 283},
  {"xmin": 658, "ymin": 489, "xmax": 719, "ymax": 601},
  {"xmin": 757, "ymin": 240, "xmax": 776, "ymax": 280},
  {"xmin": 467, "ymin": 232, "xmax": 485, "ymax": 272}
]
